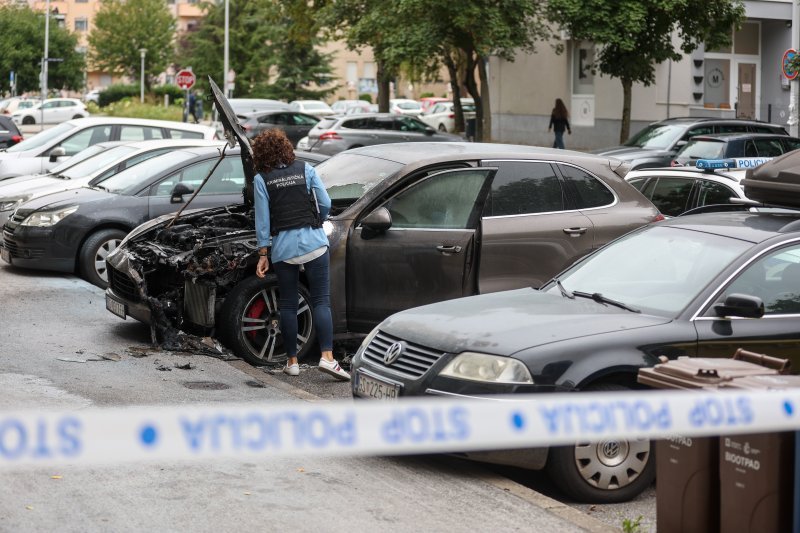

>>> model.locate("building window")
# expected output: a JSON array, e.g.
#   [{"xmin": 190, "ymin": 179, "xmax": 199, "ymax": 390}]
[
  {"xmin": 74, "ymin": 18, "xmax": 88, "ymax": 32},
  {"xmin": 572, "ymin": 41, "xmax": 594, "ymax": 95}
]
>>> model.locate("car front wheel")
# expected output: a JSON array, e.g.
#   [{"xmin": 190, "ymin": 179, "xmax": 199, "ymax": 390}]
[
  {"xmin": 79, "ymin": 228, "xmax": 126, "ymax": 288},
  {"xmin": 545, "ymin": 383, "xmax": 655, "ymax": 503},
  {"xmin": 219, "ymin": 274, "xmax": 315, "ymax": 365},
  {"xmin": 22, "ymin": 116, "xmax": 35, "ymax": 125}
]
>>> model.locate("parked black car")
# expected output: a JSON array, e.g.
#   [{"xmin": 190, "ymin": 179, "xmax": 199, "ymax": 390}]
[
  {"xmin": 593, "ymin": 117, "xmax": 789, "ymax": 169},
  {"xmin": 351, "ymin": 209, "xmax": 800, "ymax": 503},
  {"xmin": 103, "ymin": 141, "xmax": 661, "ymax": 367},
  {"xmin": 673, "ymin": 132, "xmax": 800, "ymax": 166},
  {"xmin": 240, "ymin": 111, "xmax": 320, "ymax": 146},
  {"xmin": 0, "ymin": 116, "xmax": 23, "ymax": 149},
  {"xmin": 1, "ymin": 146, "xmax": 325, "ymax": 287}
]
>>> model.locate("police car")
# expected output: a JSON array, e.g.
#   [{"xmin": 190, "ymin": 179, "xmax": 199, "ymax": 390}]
[{"xmin": 625, "ymin": 158, "xmax": 766, "ymax": 217}]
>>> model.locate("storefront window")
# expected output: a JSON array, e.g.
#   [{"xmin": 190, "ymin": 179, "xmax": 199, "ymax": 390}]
[
  {"xmin": 704, "ymin": 58, "xmax": 730, "ymax": 108},
  {"xmin": 572, "ymin": 42, "xmax": 594, "ymax": 95}
]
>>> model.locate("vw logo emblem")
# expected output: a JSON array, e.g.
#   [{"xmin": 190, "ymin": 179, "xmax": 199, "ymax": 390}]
[
  {"xmin": 602, "ymin": 441, "xmax": 620, "ymax": 458},
  {"xmin": 384, "ymin": 342, "xmax": 404, "ymax": 365}
]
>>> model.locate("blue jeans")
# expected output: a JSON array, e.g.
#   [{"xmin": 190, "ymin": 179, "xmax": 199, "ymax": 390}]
[
  {"xmin": 272, "ymin": 249, "xmax": 333, "ymax": 357},
  {"xmin": 553, "ymin": 131, "xmax": 565, "ymax": 149}
]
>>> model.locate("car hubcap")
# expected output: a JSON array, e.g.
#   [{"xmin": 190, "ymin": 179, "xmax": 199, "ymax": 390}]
[
  {"xmin": 573, "ymin": 438, "xmax": 650, "ymax": 490},
  {"xmin": 239, "ymin": 286, "xmax": 313, "ymax": 363},
  {"xmin": 95, "ymin": 238, "xmax": 121, "ymax": 282}
]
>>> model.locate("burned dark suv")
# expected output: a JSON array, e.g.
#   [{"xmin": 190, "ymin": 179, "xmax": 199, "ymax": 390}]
[{"xmin": 104, "ymin": 84, "xmax": 660, "ymax": 364}]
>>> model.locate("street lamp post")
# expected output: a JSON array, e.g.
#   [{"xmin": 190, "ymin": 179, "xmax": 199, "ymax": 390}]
[
  {"xmin": 139, "ymin": 48, "xmax": 147, "ymax": 103},
  {"xmin": 223, "ymin": 0, "xmax": 229, "ymax": 98},
  {"xmin": 41, "ymin": 0, "xmax": 51, "ymax": 130}
]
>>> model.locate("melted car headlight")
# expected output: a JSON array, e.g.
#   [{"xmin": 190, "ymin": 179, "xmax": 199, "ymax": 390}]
[
  {"xmin": 0, "ymin": 197, "xmax": 26, "ymax": 212},
  {"xmin": 21, "ymin": 205, "xmax": 79, "ymax": 227},
  {"xmin": 440, "ymin": 352, "xmax": 533, "ymax": 384}
]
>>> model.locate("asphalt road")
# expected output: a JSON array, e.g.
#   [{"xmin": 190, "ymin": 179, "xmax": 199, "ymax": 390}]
[{"xmin": 0, "ymin": 265, "xmax": 622, "ymax": 532}]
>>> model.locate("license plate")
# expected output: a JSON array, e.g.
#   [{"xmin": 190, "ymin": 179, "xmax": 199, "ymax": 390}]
[
  {"xmin": 354, "ymin": 370, "xmax": 399, "ymax": 400},
  {"xmin": 105, "ymin": 294, "xmax": 126, "ymax": 319},
  {"xmin": 0, "ymin": 246, "xmax": 9, "ymax": 264}
]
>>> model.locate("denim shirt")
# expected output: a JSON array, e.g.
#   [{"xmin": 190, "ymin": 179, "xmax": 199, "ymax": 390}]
[{"xmin": 254, "ymin": 162, "xmax": 331, "ymax": 264}]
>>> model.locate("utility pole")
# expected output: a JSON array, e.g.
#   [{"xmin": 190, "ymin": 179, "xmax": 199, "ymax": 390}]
[
  {"xmin": 792, "ymin": 1, "xmax": 800, "ymax": 137},
  {"xmin": 139, "ymin": 49, "xmax": 147, "ymax": 103}
]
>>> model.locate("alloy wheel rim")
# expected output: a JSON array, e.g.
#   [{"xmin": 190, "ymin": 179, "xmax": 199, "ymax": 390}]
[
  {"xmin": 573, "ymin": 438, "xmax": 650, "ymax": 490},
  {"xmin": 95, "ymin": 238, "xmax": 122, "ymax": 282},
  {"xmin": 239, "ymin": 286, "xmax": 313, "ymax": 363}
]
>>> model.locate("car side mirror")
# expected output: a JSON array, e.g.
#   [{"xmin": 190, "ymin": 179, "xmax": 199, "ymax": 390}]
[
  {"xmin": 424, "ymin": 127, "xmax": 435, "ymax": 136},
  {"xmin": 49, "ymin": 146, "xmax": 66, "ymax": 162},
  {"xmin": 674, "ymin": 140, "xmax": 688, "ymax": 150},
  {"xmin": 713, "ymin": 293, "xmax": 765, "ymax": 319},
  {"xmin": 170, "ymin": 183, "xmax": 194, "ymax": 203},
  {"xmin": 360, "ymin": 206, "xmax": 392, "ymax": 239}
]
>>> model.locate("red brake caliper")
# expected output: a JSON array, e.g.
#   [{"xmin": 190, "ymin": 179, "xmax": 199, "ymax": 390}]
[{"xmin": 245, "ymin": 298, "xmax": 267, "ymax": 340}]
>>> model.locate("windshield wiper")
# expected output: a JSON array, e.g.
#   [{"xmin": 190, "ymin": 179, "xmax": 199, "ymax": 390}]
[
  {"xmin": 554, "ymin": 278, "xmax": 574, "ymax": 299},
  {"xmin": 572, "ymin": 291, "xmax": 640, "ymax": 313},
  {"xmin": 93, "ymin": 184, "xmax": 109, "ymax": 192}
]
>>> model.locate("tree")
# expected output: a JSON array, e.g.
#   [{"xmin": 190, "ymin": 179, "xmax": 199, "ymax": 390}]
[
  {"xmin": 323, "ymin": 0, "xmax": 549, "ymax": 141},
  {"xmin": 88, "ymin": 0, "xmax": 176, "ymax": 85},
  {"xmin": 0, "ymin": 5, "xmax": 85, "ymax": 94},
  {"xmin": 178, "ymin": 0, "xmax": 335, "ymax": 100},
  {"xmin": 547, "ymin": 0, "xmax": 746, "ymax": 143}
]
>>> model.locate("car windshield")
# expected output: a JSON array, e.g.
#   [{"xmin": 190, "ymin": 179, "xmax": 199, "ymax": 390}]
[
  {"xmin": 61, "ymin": 145, "xmax": 138, "ymax": 179},
  {"xmin": 676, "ymin": 140, "xmax": 727, "ymax": 161},
  {"xmin": 396, "ymin": 102, "xmax": 421, "ymax": 110},
  {"xmin": 623, "ymin": 124, "xmax": 686, "ymax": 149},
  {"xmin": 99, "ymin": 150, "xmax": 197, "ymax": 194},
  {"xmin": 544, "ymin": 225, "xmax": 751, "ymax": 316},
  {"xmin": 48, "ymin": 144, "xmax": 110, "ymax": 174},
  {"xmin": 5, "ymin": 122, "xmax": 76, "ymax": 152},
  {"xmin": 316, "ymin": 153, "xmax": 403, "ymax": 209}
]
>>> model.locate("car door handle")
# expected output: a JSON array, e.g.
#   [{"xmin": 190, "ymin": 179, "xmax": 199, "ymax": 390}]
[
  {"xmin": 563, "ymin": 227, "xmax": 588, "ymax": 236},
  {"xmin": 436, "ymin": 245, "xmax": 462, "ymax": 254}
]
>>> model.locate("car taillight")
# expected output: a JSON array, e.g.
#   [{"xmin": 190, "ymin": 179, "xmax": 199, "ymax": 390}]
[
  {"xmin": 319, "ymin": 131, "xmax": 342, "ymax": 141},
  {"xmin": 652, "ymin": 213, "xmax": 666, "ymax": 222},
  {"xmin": 448, "ymin": 113, "xmax": 454, "ymax": 119},
  {"xmin": 10, "ymin": 135, "xmax": 22, "ymax": 143}
]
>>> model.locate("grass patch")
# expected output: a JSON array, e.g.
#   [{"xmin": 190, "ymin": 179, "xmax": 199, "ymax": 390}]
[{"xmin": 89, "ymin": 98, "xmax": 185, "ymax": 122}]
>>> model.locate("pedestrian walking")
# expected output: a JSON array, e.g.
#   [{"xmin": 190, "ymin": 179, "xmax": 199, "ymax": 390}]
[
  {"xmin": 548, "ymin": 98, "xmax": 571, "ymax": 149},
  {"xmin": 252, "ymin": 129, "xmax": 350, "ymax": 381},
  {"xmin": 187, "ymin": 90, "xmax": 199, "ymax": 123}
]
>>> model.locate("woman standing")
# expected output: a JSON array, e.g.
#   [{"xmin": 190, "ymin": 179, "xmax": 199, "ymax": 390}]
[
  {"xmin": 252, "ymin": 129, "xmax": 350, "ymax": 381},
  {"xmin": 548, "ymin": 98, "xmax": 572, "ymax": 149}
]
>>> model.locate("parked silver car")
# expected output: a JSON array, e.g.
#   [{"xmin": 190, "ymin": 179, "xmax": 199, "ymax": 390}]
[{"xmin": 298, "ymin": 113, "xmax": 462, "ymax": 155}]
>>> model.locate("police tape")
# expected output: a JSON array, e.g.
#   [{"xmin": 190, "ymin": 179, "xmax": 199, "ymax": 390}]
[{"xmin": 2, "ymin": 388, "xmax": 800, "ymax": 468}]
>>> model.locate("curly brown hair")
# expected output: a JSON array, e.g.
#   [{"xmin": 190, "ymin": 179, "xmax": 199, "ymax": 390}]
[{"xmin": 252, "ymin": 129, "xmax": 295, "ymax": 174}]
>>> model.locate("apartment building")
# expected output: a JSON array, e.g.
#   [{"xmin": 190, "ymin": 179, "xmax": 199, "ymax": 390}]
[{"xmin": 490, "ymin": 0, "xmax": 797, "ymax": 149}]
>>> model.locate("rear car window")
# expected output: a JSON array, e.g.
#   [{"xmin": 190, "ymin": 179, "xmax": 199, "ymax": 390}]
[
  {"xmin": 559, "ymin": 165, "xmax": 615, "ymax": 208},
  {"xmin": 484, "ymin": 161, "xmax": 564, "ymax": 216},
  {"xmin": 754, "ymin": 138, "xmax": 784, "ymax": 157},
  {"xmin": 168, "ymin": 129, "xmax": 204, "ymax": 139}
]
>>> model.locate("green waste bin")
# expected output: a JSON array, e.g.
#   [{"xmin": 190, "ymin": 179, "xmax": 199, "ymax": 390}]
[{"xmin": 637, "ymin": 350, "xmax": 789, "ymax": 533}]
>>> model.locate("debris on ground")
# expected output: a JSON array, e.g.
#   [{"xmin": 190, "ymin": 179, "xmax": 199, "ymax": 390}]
[
  {"xmin": 154, "ymin": 360, "xmax": 172, "ymax": 372},
  {"xmin": 174, "ymin": 362, "xmax": 194, "ymax": 370}
]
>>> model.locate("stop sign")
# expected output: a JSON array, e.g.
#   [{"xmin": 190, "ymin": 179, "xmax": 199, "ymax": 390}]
[{"xmin": 176, "ymin": 69, "xmax": 196, "ymax": 90}]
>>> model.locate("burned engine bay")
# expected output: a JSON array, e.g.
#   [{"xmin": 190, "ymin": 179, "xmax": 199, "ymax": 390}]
[{"xmin": 111, "ymin": 204, "xmax": 260, "ymax": 358}]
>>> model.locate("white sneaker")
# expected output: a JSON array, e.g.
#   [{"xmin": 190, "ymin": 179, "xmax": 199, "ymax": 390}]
[
  {"xmin": 318, "ymin": 358, "xmax": 351, "ymax": 381},
  {"xmin": 283, "ymin": 363, "xmax": 299, "ymax": 376}
]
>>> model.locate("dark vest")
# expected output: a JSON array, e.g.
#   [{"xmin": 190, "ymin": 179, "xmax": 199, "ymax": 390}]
[{"xmin": 262, "ymin": 161, "xmax": 321, "ymax": 236}]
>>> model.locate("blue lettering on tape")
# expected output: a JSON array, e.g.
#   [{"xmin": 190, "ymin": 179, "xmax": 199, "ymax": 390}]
[
  {"xmin": 538, "ymin": 400, "xmax": 672, "ymax": 436},
  {"xmin": 381, "ymin": 407, "xmax": 469, "ymax": 445},
  {"xmin": 511, "ymin": 412, "xmax": 525, "ymax": 431},
  {"xmin": 0, "ymin": 416, "xmax": 82, "ymax": 461},
  {"xmin": 688, "ymin": 396, "xmax": 753, "ymax": 428},
  {"xmin": 784, "ymin": 401, "xmax": 794, "ymax": 416},
  {"xmin": 140, "ymin": 425, "xmax": 158, "ymax": 448},
  {"xmin": 179, "ymin": 410, "xmax": 357, "ymax": 453}
]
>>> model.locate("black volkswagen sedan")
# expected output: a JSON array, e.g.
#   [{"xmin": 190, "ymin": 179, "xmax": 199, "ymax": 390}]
[{"xmin": 350, "ymin": 210, "xmax": 800, "ymax": 503}]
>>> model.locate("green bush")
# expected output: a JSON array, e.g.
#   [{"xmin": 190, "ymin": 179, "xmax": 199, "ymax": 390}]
[
  {"xmin": 101, "ymin": 98, "xmax": 184, "ymax": 121},
  {"xmin": 420, "ymin": 91, "xmax": 435, "ymax": 98},
  {"xmin": 358, "ymin": 93, "xmax": 373, "ymax": 103},
  {"xmin": 153, "ymin": 84, "xmax": 187, "ymax": 104},
  {"xmin": 98, "ymin": 84, "xmax": 139, "ymax": 107}
]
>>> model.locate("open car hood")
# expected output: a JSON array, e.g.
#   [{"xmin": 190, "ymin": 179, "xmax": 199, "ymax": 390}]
[{"xmin": 208, "ymin": 76, "xmax": 256, "ymax": 206}]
